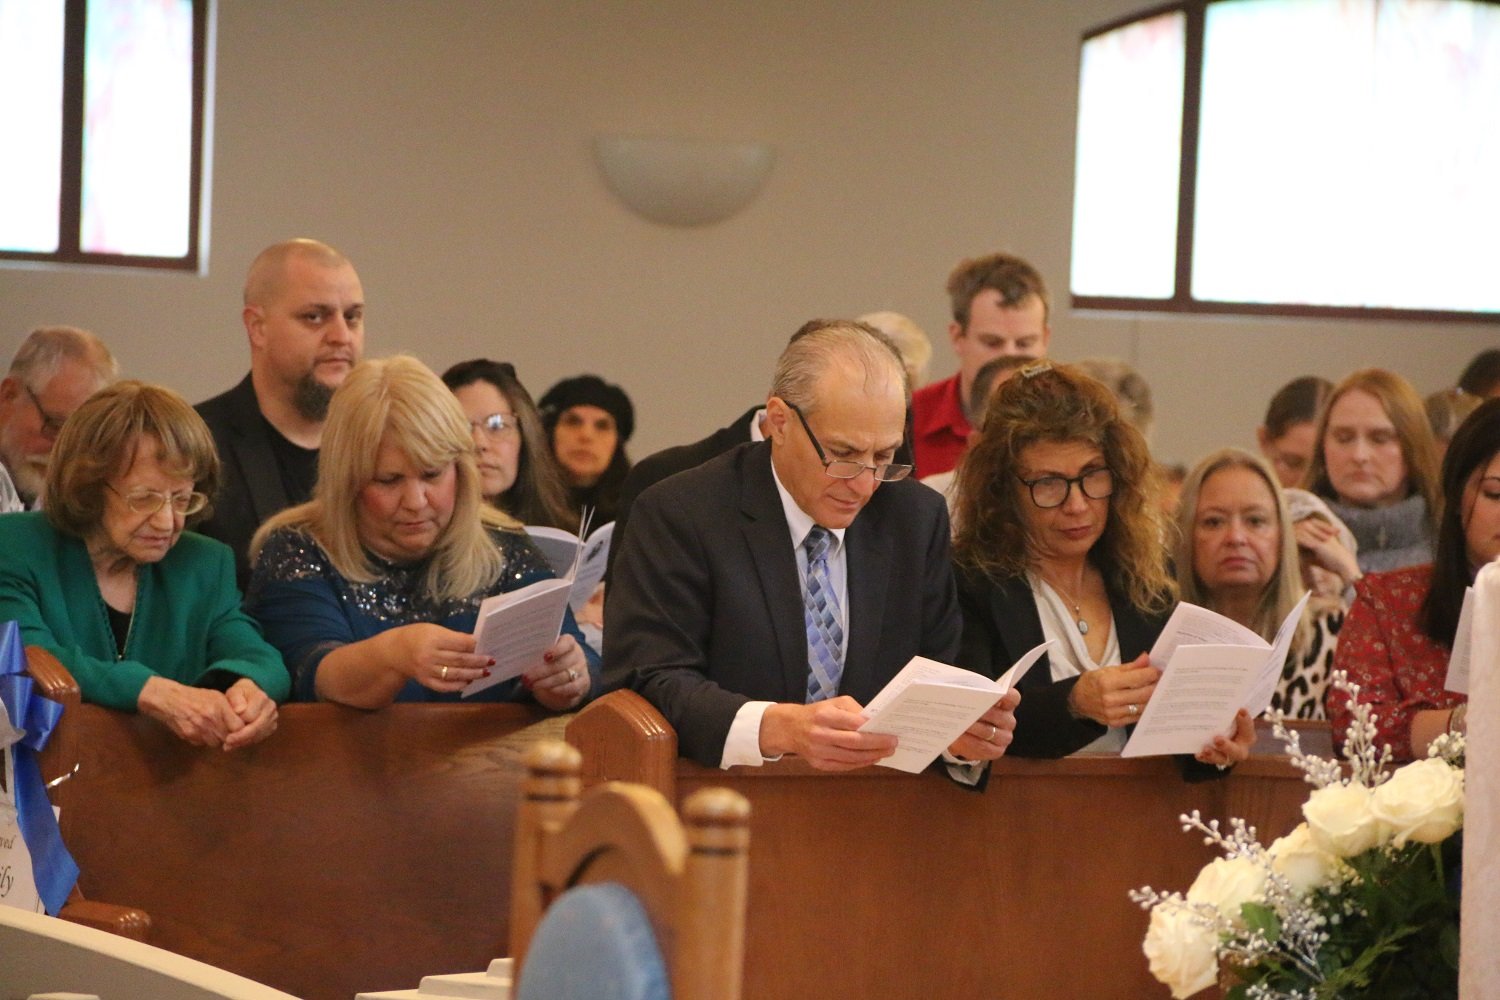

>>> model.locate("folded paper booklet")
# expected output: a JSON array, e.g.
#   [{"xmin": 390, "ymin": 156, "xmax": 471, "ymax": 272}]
[
  {"xmin": 1121, "ymin": 591, "xmax": 1310, "ymax": 758},
  {"xmin": 1443, "ymin": 586, "xmax": 1475, "ymax": 695},
  {"xmin": 466, "ymin": 519, "xmax": 591, "ymax": 698},
  {"xmin": 525, "ymin": 519, "xmax": 614, "ymax": 614},
  {"xmin": 856, "ymin": 643, "xmax": 1051, "ymax": 774}
]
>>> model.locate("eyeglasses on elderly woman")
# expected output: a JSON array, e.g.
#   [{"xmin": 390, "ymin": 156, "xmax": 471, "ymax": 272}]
[{"xmin": 107, "ymin": 484, "xmax": 210, "ymax": 516}]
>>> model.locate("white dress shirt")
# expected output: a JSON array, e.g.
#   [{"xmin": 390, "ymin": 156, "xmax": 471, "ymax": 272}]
[{"xmin": 719, "ymin": 459, "xmax": 848, "ymax": 768}]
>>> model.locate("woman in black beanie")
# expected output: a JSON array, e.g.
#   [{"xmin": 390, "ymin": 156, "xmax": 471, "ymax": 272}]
[{"xmin": 538, "ymin": 374, "xmax": 634, "ymax": 526}]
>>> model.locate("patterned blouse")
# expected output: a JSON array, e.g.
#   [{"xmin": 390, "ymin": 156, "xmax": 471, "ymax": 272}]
[
  {"xmin": 245, "ymin": 525, "xmax": 599, "ymax": 702},
  {"xmin": 1269, "ymin": 605, "xmax": 1344, "ymax": 721},
  {"xmin": 1326, "ymin": 564, "xmax": 1462, "ymax": 762}
]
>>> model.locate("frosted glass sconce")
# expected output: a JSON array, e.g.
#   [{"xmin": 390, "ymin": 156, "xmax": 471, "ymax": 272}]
[{"xmin": 592, "ymin": 135, "xmax": 775, "ymax": 227}]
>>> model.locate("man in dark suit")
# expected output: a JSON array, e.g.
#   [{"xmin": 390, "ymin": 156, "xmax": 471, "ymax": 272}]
[
  {"xmin": 605, "ymin": 320, "xmax": 1018, "ymax": 770},
  {"xmin": 195, "ymin": 239, "xmax": 365, "ymax": 589}
]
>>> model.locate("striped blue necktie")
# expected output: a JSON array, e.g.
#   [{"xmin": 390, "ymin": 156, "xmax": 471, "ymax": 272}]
[{"xmin": 802, "ymin": 526, "xmax": 845, "ymax": 702}]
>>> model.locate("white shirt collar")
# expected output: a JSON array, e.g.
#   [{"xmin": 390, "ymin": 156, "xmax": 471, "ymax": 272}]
[
  {"xmin": 769, "ymin": 453, "xmax": 846, "ymax": 551},
  {"xmin": 748, "ymin": 408, "xmax": 767, "ymax": 443}
]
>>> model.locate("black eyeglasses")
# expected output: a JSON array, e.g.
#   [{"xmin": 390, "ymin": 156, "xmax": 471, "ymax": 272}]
[
  {"xmin": 107, "ymin": 483, "xmax": 209, "ymax": 516},
  {"xmin": 469, "ymin": 412, "xmax": 519, "ymax": 439},
  {"xmin": 24, "ymin": 383, "xmax": 68, "ymax": 437},
  {"xmin": 1016, "ymin": 468, "xmax": 1113, "ymax": 509},
  {"xmin": 785, "ymin": 401, "xmax": 912, "ymax": 483}
]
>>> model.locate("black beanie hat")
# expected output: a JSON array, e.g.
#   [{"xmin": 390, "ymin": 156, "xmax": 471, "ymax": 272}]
[{"xmin": 538, "ymin": 375, "xmax": 635, "ymax": 443}]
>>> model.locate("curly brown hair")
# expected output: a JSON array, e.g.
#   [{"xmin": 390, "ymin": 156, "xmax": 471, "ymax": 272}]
[{"xmin": 952, "ymin": 362, "xmax": 1173, "ymax": 615}]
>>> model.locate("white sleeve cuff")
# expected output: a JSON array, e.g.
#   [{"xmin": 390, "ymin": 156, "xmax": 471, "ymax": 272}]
[
  {"xmin": 942, "ymin": 749, "xmax": 986, "ymax": 787},
  {"xmin": 720, "ymin": 701, "xmax": 781, "ymax": 768}
]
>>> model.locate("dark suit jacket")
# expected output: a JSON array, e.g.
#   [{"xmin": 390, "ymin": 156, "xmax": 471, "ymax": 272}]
[
  {"xmin": 955, "ymin": 566, "xmax": 1223, "ymax": 780},
  {"xmin": 195, "ymin": 374, "xmax": 305, "ymax": 592},
  {"xmin": 956, "ymin": 566, "xmax": 1169, "ymax": 757},
  {"xmin": 609, "ymin": 406, "xmax": 761, "ymax": 579},
  {"xmin": 604, "ymin": 441, "xmax": 961, "ymax": 767}
]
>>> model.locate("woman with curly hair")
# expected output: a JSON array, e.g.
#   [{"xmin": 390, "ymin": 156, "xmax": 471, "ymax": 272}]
[{"xmin": 952, "ymin": 362, "xmax": 1252, "ymax": 765}]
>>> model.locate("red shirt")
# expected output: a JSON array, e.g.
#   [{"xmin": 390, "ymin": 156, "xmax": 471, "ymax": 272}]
[
  {"xmin": 1326, "ymin": 564, "xmax": 1462, "ymax": 762},
  {"xmin": 910, "ymin": 373, "xmax": 971, "ymax": 478}
]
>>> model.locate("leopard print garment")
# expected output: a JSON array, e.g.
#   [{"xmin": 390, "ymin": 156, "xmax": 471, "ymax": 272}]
[{"xmin": 1269, "ymin": 607, "xmax": 1344, "ymax": 720}]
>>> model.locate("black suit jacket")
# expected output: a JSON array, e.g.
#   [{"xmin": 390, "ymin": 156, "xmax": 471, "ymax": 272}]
[
  {"xmin": 609, "ymin": 406, "xmax": 761, "ymax": 579},
  {"xmin": 604, "ymin": 441, "xmax": 961, "ymax": 767},
  {"xmin": 955, "ymin": 566, "xmax": 1167, "ymax": 758},
  {"xmin": 955, "ymin": 566, "xmax": 1223, "ymax": 780},
  {"xmin": 195, "ymin": 374, "xmax": 304, "ymax": 592}
]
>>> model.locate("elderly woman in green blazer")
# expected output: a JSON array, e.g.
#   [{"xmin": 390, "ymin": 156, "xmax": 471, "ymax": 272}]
[{"xmin": 0, "ymin": 381, "xmax": 288, "ymax": 749}]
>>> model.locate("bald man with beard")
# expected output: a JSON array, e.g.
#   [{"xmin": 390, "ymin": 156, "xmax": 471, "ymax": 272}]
[{"xmin": 196, "ymin": 239, "xmax": 366, "ymax": 589}]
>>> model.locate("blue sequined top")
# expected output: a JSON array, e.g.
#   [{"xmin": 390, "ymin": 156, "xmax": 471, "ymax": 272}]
[{"xmin": 245, "ymin": 525, "xmax": 601, "ymax": 703}]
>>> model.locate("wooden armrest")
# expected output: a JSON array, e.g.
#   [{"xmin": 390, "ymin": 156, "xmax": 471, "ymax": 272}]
[
  {"xmin": 566, "ymin": 689, "xmax": 677, "ymax": 797},
  {"xmin": 60, "ymin": 887, "xmax": 152, "ymax": 941},
  {"xmin": 24, "ymin": 645, "xmax": 80, "ymax": 703}
]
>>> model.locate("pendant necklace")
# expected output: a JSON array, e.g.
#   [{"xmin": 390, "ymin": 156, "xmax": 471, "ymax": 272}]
[{"xmin": 1045, "ymin": 574, "xmax": 1090, "ymax": 636}]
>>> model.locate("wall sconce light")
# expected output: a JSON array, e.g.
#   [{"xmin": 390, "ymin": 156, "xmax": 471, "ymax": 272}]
[{"xmin": 592, "ymin": 135, "xmax": 775, "ymax": 227}]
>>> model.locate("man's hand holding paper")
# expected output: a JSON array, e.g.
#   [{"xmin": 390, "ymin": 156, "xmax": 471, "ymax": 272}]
[{"xmin": 761, "ymin": 697, "xmax": 899, "ymax": 771}]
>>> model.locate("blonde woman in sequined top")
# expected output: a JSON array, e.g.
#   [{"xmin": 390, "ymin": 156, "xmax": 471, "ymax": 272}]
[{"xmin": 245, "ymin": 355, "xmax": 597, "ymax": 709}]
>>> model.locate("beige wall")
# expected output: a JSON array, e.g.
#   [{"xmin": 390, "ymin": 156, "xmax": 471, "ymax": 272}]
[{"xmin": 1, "ymin": 0, "xmax": 1494, "ymax": 465}]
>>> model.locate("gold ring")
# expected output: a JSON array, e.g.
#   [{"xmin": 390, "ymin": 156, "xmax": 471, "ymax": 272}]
[
  {"xmin": 988, "ymin": 724, "xmax": 998, "ymax": 743},
  {"xmin": 441, "ymin": 665, "xmax": 449, "ymax": 681},
  {"xmin": 1127, "ymin": 703, "xmax": 1138, "ymax": 716}
]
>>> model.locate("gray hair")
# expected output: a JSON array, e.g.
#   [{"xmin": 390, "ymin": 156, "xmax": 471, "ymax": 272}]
[
  {"xmin": 7, "ymin": 326, "xmax": 118, "ymax": 390},
  {"xmin": 770, "ymin": 319, "xmax": 908, "ymax": 415},
  {"xmin": 1072, "ymin": 357, "xmax": 1154, "ymax": 442}
]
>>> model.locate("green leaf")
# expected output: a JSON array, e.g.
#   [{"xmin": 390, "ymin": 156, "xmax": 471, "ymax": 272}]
[{"xmin": 1241, "ymin": 900, "xmax": 1281, "ymax": 939}]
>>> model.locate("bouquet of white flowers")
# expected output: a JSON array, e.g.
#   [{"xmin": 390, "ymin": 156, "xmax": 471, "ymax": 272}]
[{"xmin": 1133, "ymin": 671, "xmax": 1464, "ymax": 1000}]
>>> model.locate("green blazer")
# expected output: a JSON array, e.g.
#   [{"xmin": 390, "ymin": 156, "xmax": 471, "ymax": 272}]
[{"xmin": 0, "ymin": 512, "xmax": 290, "ymax": 710}]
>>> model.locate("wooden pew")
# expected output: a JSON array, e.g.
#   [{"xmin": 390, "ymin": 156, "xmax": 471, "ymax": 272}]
[
  {"xmin": 27, "ymin": 647, "xmax": 570, "ymax": 1000},
  {"xmin": 568, "ymin": 690, "xmax": 1318, "ymax": 1000}
]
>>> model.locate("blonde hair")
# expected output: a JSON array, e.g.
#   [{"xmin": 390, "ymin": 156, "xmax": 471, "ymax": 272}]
[
  {"xmin": 1173, "ymin": 448, "xmax": 1310, "ymax": 653},
  {"xmin": 856, "ymin": 311, "xmax": 932, "ymax": 388},
  {"xmin": 251, "ymin": 355, "xmax": 520, "ymax": 601},
  {"xmin": 952, "ymin": 362, "xmax": 1174, "ymax": 615},
  {"xmin": 1305, "ymin": 368, "xmax": 1440, "ymax": 533}
]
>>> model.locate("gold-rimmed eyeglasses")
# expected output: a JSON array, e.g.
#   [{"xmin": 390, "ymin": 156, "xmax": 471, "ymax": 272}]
[{"xmin": 107, "ymin": 484, "xmax": 209, "ymax": 516}]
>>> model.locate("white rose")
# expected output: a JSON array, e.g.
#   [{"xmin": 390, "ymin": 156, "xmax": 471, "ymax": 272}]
[
  {"xmin": 1186, "ymin": 855, "xmax": 1268, "ymax": 927},
  {"xmin": 1144, "ymin": 903, "xmax": 1219, "ymax": 999},
  {"xmin": 1267, "ymin": 822, "xmax": 1345, "ymax": 895},
  {"xmin": 1303, "ymin": 781, "xmax": 1385, "ymax": 857},
  {"xmin": 1369, "ymin": 757, "xmax": 1464, "ymax": 847}
]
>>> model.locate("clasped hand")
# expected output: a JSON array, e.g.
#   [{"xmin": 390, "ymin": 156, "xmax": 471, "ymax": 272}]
[{"xmin": 137, "ymin": 675, "xmax": 277, "ymax": 750}]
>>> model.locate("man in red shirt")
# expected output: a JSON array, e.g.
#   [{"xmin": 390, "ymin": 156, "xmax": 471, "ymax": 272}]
[{"xmin": 910, "ymin": 252, "xmax": 1051, "ymax": 477}]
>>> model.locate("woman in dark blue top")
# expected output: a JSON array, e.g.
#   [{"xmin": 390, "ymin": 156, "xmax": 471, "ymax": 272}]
[{"xmin": 244, "ymin": 355, "xmax": 599, "ymax": 708}]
